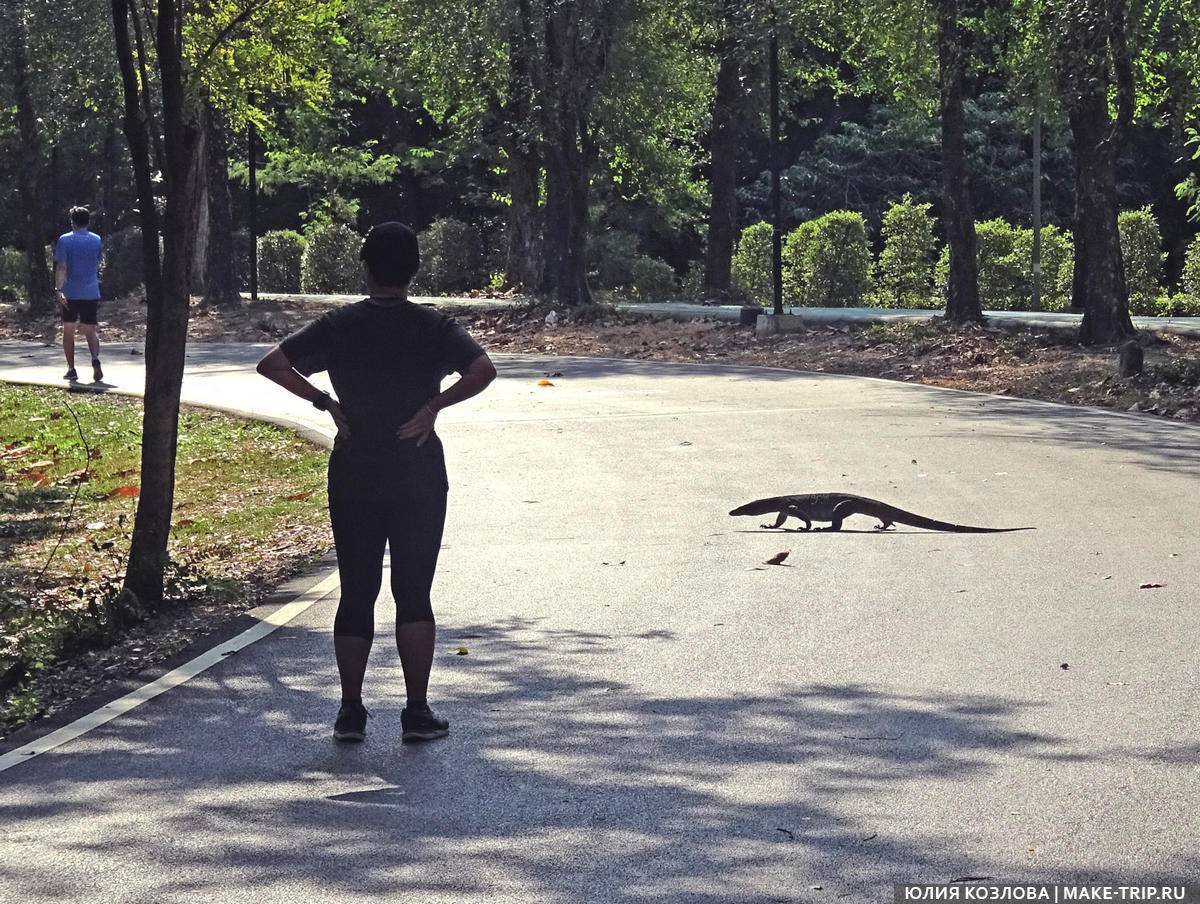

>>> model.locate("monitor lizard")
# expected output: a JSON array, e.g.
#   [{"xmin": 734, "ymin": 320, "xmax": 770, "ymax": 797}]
[{"xmin": 729, "ymin": 493, "xmax": 1033, "ymax": 533}]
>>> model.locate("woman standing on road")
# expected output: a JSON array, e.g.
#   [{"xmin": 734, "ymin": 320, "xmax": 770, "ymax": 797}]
[{"xmin": 257, "ymin": 222, "xmax": 496, "ymax": 744}]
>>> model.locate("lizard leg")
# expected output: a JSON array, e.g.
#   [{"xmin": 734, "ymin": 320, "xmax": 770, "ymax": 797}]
[
  {"xmin": 761, "ymin": 511, "xmax": 789, "ymax": 530},
  {"xmin": 874, "ymin": 520, "xmax": 895, "ymax": 531},
  {"xmin": 820, "ymin": 500, "xmax": 857, "ymax": 531},
  {"xmin": 786, "ymin": 506, "xmax": 813, "ymax": 531}
]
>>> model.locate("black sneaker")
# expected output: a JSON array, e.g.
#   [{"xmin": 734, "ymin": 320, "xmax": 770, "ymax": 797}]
[
  {"xmin": 92, "ymin": 359, "xmax": 103, "ymax": 383},
  {"xmin": 401, "ymin": 703, "xmax": 449, "ymax": 743},
  {"xmin": 64, "ymin": 368, "xmax": 78, "ymax": 382},
  {"xmin": 333, "ymin": 701, "xmax": 368, "ymax": 742}
]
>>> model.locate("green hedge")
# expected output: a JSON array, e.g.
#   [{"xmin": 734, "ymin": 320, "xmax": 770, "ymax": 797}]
[
  {"xmin": 731, "ymin": 221, "xmax": 774, "ymax": 306},
  {"xmin": 100, "ymin": 227, "xmax": 148, "ymax": 298},
  {"xmin": 300, "ymin": 222, "xmax": 362, "ymax": 294},
  {"xmin": 415, "ymin": 217, "xmax": 487, "ymax": 294},
  {"xmin": 1118, "ymin": 207, "xmax": 1165, "ymax": 316},
  {"xmin": 875, "ymin": 194, "xmax": 936, "ymax": 308},
  {"xmin": 588, "ymin": 229, "xmax": 677, "ymax": 300},
  {"xmin": 0, "ymin": 247, "xmax": 24, "ymax": 303},
  {"xmin": 782, "ymin": 210, "xmax": 870, "ymax": 307},
  {"xmin": 1179, "ymin": 234, "xmax": 1200, "ymax": 300},
  {"xmin": 257, "ymin": 230, "xmax": 306, "ymax": 293}
]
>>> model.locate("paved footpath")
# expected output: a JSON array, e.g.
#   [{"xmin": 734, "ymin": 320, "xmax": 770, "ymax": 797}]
[{"xmin": 0, "ymin": 340, "xmax": 1197, "ymax": 902}]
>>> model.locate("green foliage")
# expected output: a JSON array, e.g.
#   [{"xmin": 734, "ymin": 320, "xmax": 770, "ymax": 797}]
[
  {"xmin": 1182, "ymin": 234, "xmax": 1200, "ymax": 298},
  {"xmin": 1155, "ymin": 294, "xmax": 1200, "ymax": 317},
  {"xmin": 730, "ymin": 222, "xmax": 775, "ymax": 307},
  {"xmin": 0, "ymin": 247, "xmax": 24, "ymax": 302},
  {"xmin": 184, "ymin": 0, "xmax": 345, "ymax": 129},
  {"xmin": 300, "ymin": 221, "xmax": 362, "ymax": 294},
  {"xmin": 875, "ymin": 195, "xmax": 936, "ymax": 308},
  {"xmin": 100, "ymin": 227, "xmax": 148, "ymax": 299},
  {"xmin": 1012, "ymin": 224, "xmax": 1074, "ymax": 312},
  {"xmin": 783, "ymin": 211, "xmax": 871, "ymax": 307},
  {"xmin": 679, "ymin": 263, "xmax": 706, "ymax": 302},
  {"xmin": 257, "ymin": 231, "xmax": 307, "ymax": 293},
  {"xmin": 588, "ymin": 229, "xmax": 677, "ymax": 300},
  {"xmin": 1118, "ymin": 207, "xmax": 1165, "ymax": 316},
  {"xmin": 974, "ymin": 219, "xmax": 1024, "ymax": 311},
  {"xmin": 413, "ymin": 218, "xmax": 487, "ymax": 295},
  {"xmin": 935, "ymin": 219, "xmax": 1074, "ymax": 311}
]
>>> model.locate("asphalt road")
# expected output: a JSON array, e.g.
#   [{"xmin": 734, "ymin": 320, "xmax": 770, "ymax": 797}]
[{"xmin": 0, "ymin": 339, "xmax": 1197, "ymax": 902}]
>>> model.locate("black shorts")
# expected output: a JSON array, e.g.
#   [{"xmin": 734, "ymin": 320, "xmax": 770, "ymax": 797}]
[{"xmin": 61, "ymin": 299, "xmax": 100, "ymax": 325}]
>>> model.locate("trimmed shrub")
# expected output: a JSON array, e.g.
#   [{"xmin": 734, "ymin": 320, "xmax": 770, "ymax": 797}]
[
  {"xmin": 974, "ymin": 219, "xmax": 1024, "ymax": 311},
  {"xmin": 1156, "ymin": 294, "xmax": 1200, "ymax": 317},
  {"xmin": 0, "ymin": 247, "xmax": 24, "ymax": 302},
  {"xmin": 781, "ymin": 220, "xmax": 818, "ymax": 304},
  {"xmin": 679, "ymin": 262, "xmax": 706, "ymax": 301},
  {"xmin": 100, "ymin": 226, "xmax": 148, "ymax": 298},
  {"xmin": 588, "ymin": 229, "xmax": 677, "ymax": 300},
  {"xmin": 935, "ymin": 221, "xmax": 1074, "ymax": 312},
  {"xmin": 783, "ymin": 211, "xmax": 870, "ymax": 307},
  {"xmin": 876, "ymin": 195, "xmax": 936, "ymax": 308},
  {"xmin": 1012, "ymin": 224, "xmax": 1074, "ymax": 312},
  {"xmin": 300, "ymin": 222, "xmax": 362, "ymax": 294},
  {"xmin": 1118, "ymin": 207, "xmax": 1165, "ymax": 316},
  {"xmin": 257, "ymin": 230, "xmax": 306, "ymax": 293},
  {"xmin": 414, "ymin": 217, "xmax": 487, "ymax": 294},
  {"xmin": 731, "ymin": 221, "xmax": 774, "ymax": 306},
  {"xmin": 1181, "ymin": 234, "xmax": 1200, "ymax": 299}
]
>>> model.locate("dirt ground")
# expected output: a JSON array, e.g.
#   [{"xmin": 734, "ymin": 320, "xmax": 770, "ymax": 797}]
[{"xmin": 2, "ymin": 293, "xmax": 1197, "ymax": 423}]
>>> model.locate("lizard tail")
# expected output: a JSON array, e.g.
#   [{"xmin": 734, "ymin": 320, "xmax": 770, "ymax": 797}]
[{"xmin": 871, "ymin": 503, "xmax": 1033, "ymax": 533}]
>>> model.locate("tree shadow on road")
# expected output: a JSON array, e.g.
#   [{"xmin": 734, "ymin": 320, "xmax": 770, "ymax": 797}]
[{"xmin": 1, "ymin": 616, "xmax": 1193, "ymax": 901}]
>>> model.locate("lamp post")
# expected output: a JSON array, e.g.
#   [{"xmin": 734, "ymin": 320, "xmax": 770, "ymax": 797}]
[
  {"xmin": 1030, "ymin": 82, "xmax": 1042, "ymax": 311},
  {"xmin": 769, "ymin": 7, "xmax": 783, "ymax": 316},
  {"xmin": 247, "ymin": 95, "xmax": 259, "ymax": 303}
]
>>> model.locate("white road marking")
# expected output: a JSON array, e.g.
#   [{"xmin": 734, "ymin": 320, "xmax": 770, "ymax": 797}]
[{"xmin": 0, "ymin": 572, "xmax": 340, "ymax": 775}]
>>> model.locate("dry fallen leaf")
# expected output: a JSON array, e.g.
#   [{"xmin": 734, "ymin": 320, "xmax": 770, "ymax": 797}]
[
  {"xmin": 109, "ymin": 484, "xmax": 140, "ymax": 498},
  {"xmin": 282, "ymin": 491, "xmax": 313, "ymax": 502},
  {"xmin": 537, "ymin": 379, "xmax": 554, "ymax": 387},
  {"xmin": 1139, "ymin": 582, "xmax": 1165, "ymax": 589},
  {"xmin": 765, "ymin": 551, "xmax": 790, "ymax": 566}
]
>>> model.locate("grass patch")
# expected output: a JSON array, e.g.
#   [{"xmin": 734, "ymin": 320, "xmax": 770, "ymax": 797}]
[{"xmin": 0, "ymin": 384, "xmax": 330, "ymax": 731}]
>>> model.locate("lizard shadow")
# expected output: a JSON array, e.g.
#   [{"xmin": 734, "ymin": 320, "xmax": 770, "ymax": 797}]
[{"xmin": 734, "ymin": 528, "xmax": 934, "ymax": 536}]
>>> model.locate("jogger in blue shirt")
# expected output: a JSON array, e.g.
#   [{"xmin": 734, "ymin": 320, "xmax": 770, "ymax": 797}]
[{"xmin": 54, "ymin": 206, "xmax": 104, "ymax": 383}]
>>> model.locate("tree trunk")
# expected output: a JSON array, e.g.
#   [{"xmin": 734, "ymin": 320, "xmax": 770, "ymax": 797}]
[
  {"xmin": 4, "ymin": 0, "xmax": 54, "ymax": 313},
  {"xmin": 502, "ymin": 0, "xmax": 542, "ymax": 290},
  {"xmin": 703, "ymin": 29, "xmax": 742, "ymax": 298},
  {"xmin": 537, "ymin": 5, "xmax": 592, "ymax": 306},
  {"xmin": 540, "ymin": 129, "xmax": 591, "ymax": 306},
  {"xmin": 1069, "ymin": 98, "xmax": 1135, "ymax": 345},
  {"xmin": 936, "ymin": 0, "xmax": 981, "ymax": 323},
  {"xmin": 190, "ymin": 118, "xmax": 210, "ymax": 293},
  {"xmin": 203, "ymin": 110, "xmax": 240, "ymax": 307},
  {"xmin": 112, "ymin": 0, "xmax": 200, "ymax": 611}
]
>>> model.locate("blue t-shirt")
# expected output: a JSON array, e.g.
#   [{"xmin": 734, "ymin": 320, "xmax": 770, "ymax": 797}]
[{"xmin": 54, "ymin": 230, "xmax": 103, "ymax": 300}]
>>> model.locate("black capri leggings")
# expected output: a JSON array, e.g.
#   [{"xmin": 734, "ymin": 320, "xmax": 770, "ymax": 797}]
[{"xmin": 327, "ymin": 440, "xmax": 448, "ymax": 639}]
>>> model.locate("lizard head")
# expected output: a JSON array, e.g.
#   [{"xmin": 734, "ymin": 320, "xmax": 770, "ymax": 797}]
[{"xmin": 728, "ymin": 498, "xmax": 777, "ymax": 517}]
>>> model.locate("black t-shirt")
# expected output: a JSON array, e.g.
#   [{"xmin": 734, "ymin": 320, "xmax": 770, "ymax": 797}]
[{"xmin": 280, "ymin": 299, "xmax": 485, "ymax": 454}]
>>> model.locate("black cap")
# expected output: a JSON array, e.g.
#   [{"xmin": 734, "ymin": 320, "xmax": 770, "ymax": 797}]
[{"xmin": 359, "ymin": 221, "xmax": 420, "ymax": 287}]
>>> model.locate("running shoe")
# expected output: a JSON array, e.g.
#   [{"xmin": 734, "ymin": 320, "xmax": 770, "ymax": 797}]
[
  {"xmin": 92, "ymin": 359, "xmax": 103, "ymax": 383},
  {"xmin": 64, "ymin": 368, "xmax": 77, "ymax": 382},
  {"xmin": 401, "ymin": 703, "xmax": 449, "ymax": 743},
  {"xmin": 333, "ymin": 701, "xmax": 369, "ymax": 742}
]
